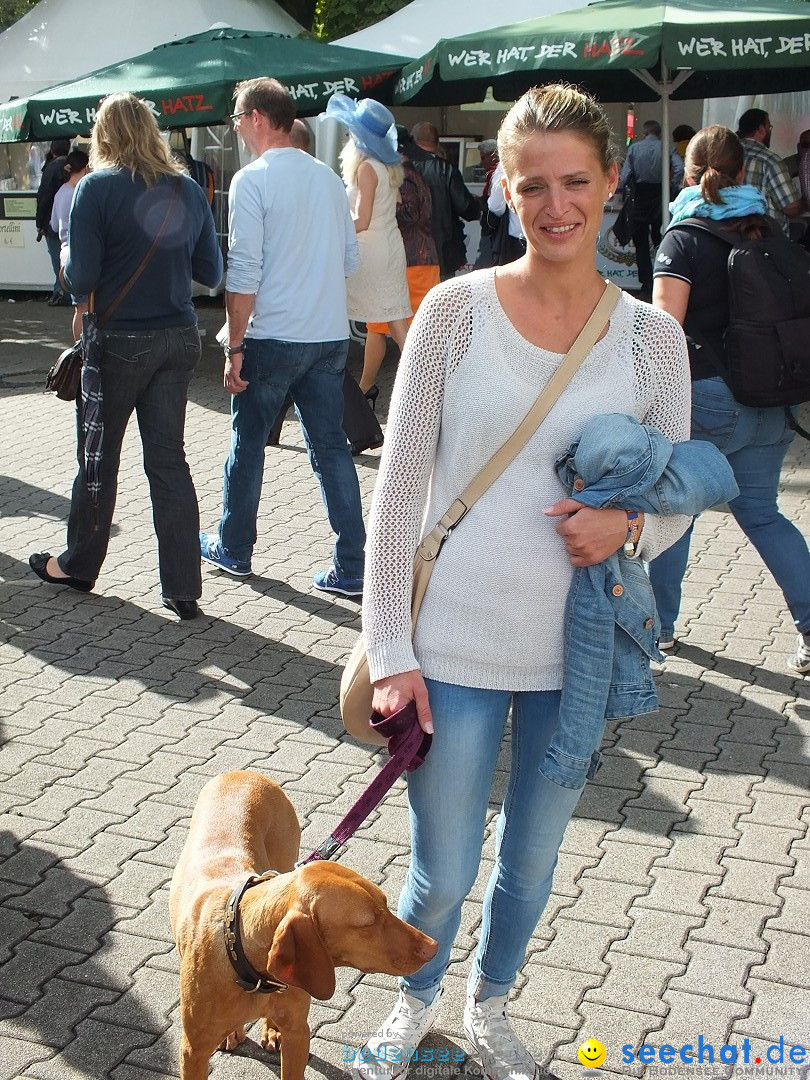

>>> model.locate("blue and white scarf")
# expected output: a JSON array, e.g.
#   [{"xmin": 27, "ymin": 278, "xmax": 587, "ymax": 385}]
[{"xmin": 668, "ymin": 183, "xmax": 767, "ymax": 228}]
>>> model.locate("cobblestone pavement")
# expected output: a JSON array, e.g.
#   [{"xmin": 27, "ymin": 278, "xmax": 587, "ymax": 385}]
[{"xmin": 1, "ymin": 294, "xmax": 808, "ymax": 1080}]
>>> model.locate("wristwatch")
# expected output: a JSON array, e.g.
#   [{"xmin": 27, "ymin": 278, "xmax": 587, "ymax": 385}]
[{"xmin": 224, "ymin": 343, "xmax": 244, "ymax": 357}]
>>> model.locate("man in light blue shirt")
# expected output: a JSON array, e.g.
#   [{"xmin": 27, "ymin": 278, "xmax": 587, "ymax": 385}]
[
  {"xmin": 200, "ymin": 77, "xmax": 366, "ymax": 595},
  {"xmin": 619, "ymin": 120, "xmax": 684, "ymax": 297}
]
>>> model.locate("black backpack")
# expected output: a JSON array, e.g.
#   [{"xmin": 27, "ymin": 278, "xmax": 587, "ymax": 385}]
[{"xmin": 679, "ymin": 217, "xmax": 810, "ymax": 416}]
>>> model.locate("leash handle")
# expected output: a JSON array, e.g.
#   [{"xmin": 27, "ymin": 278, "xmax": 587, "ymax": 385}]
[{"xmin": 298, "ymin": 703, "xmax": 429, "ymax": 865}]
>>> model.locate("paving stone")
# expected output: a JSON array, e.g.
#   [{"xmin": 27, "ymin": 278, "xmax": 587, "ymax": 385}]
[
  {"xmin": 0, "ymin": 977, "xmax": 119, "ymax": 1047},
  {"xmin": 610, "ymin": 909, "xmax": 705, "ymax": 964},
  {"xmin": 647, "ymin": 987, "xmax": 750, "ymax": 1053},
  {"xmin": 582, "ymin": 839, "xmax": 661, "ymax": 886},
  {"xmin": 710, "ymin": 858, "xmax": 793, "ymax": 904},
  {"xmin": 754, "ymin": 929, "xmax": 810, "ymax": 989},
  {"xmin": 0, "ymin": 940, "xmax": 82, "ymax": 1006},
  {"xmin": 526, "ymin": 918, "xmax": 620, "ymax": 977},
  {"xmin": 689, "ymin": 896, "xmax": 777, "ymax": 951},
  {"xmin": 673, "ymin": 800, "xmax": 744, "ymax": 839},
  {"xmin": 667, "ymin": 940, "xmax": 762, "ymax": 1004},
  {"xmin": 635, "ymin": 866, "xmax": 722, "ymax": 917},
  {"xmin": 725, "ymin": 823, "xmax": 803, "ymax": 873},
  {"xmin": 739, "ymin": 791, "xmax": 810, "ymax": 829},
  {"xmin": 585, "ymin": 954, "xmax": 684, "ymax": 1017},
  {"xmin": 552, "ymin": 1000, "xmax": 665, "ymax": 1077},
  {"xmin": 21, "ymin": 1018, "xmax": 157, "ymax": 1079},
  {"xmin": 733, "ymin": 979, "xmax": 809, "ymax": 1043},
  {"xmin": 0, "ymin": 1036, "xmax": 54, "ymax": 1079},
  {"xmin": 624, "ymin": 776, "xmax": 703, "ymax": 812},
  {"xmin": 509, "ymin": 965, "xmax": 601, "ymax": 1028},
  {"xmin": 653, "ymin": 832, "xmax": 738, "ymax": 875},
  {"xmin": 687, "ymin": 771, "xmax": 756, "ymax": 806},
  {"xmin": 561, "ymin": 879, "xmax": 648, "ymax": 929},
  {"xmin": 764, "ymin": 884, "xmax": 810, "ymax": 935}
]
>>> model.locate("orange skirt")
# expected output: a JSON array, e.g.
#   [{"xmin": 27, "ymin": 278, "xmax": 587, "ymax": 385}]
[{"xmin": 366, "ymin": 264, "xmax": 441, "ymax": 335}]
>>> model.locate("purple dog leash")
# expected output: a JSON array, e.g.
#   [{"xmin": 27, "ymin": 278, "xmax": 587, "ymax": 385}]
[{"xmin": 297, "ymin": 702, "xmax": 431, "ymax": 865}]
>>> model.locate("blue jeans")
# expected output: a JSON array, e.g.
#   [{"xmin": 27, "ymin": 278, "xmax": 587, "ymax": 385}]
[
  {"xmin": 649, "ymin": 377, "xmax": 810, "ymax": 640},
  {"xmin": 399, "ymin": 680, "xmax": 583, "ymax": 1005},
  {"xmin": 59, "ymin": 325, "xmax": 202, "ymax": 599},
  {"xmin": 217, "ymin": 337, "xmax": 365, "ymax": 576}
]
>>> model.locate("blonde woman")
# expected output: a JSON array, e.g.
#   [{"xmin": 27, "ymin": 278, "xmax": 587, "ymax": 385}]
[
  {"xmin": 326, "ymin": 93, "xmax": 411, "ymax": 397},
  {"xmin": 29, "ymin": 92, "xmax": 222, "ymax": 619},
  {"xmin": 354, "ymin": 84, "xmax": 690, "ymax": 1079}
]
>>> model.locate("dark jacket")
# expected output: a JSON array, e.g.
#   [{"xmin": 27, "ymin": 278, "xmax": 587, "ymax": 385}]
[
  {"xmin": 64, "ymin": 168, "xmax": 223, "ymax": 331},
  {"xmin": 408, "ymin": 143, "xmax": 479, "ymax": 278},
  {"xmin": 36, "ymin": 155, "xmax": 68, "ymax": 236}
]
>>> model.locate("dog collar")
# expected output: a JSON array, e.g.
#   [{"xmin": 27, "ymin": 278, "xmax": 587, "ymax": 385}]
[{"xmin": 223, "ymin": 872, "xmax": 288, "ymax": 994}]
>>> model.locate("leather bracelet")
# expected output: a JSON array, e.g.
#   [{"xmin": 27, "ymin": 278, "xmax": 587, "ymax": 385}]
[
  {"xmin": 224, "ymin": 344, "xmax": 244, "ymax": 357},
  {"xmin": 623, "ymin": 511, "xmax": 640, "ymax": 557}
]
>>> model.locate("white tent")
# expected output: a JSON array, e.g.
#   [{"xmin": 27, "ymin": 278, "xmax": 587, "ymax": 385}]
[
  {"xmin": 334, "ymin": 0, "xmax": 588, "ymax": 58},
  {"xmin": 705, "ymin": 93, "xmax": 810, "ymax": 161},
  {"xmin": 0, "ymin": 0, "xmax": 303, "ymax": 104}
]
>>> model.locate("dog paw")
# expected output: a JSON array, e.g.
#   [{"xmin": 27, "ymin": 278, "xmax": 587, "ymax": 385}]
[
  {"xmin": 221, "ymin": 1026, "xmax": 247, "ymax": 1051},
  {"xmin": 259, "ymin": 1021, "xmax": 281, "ymax": 1053}
]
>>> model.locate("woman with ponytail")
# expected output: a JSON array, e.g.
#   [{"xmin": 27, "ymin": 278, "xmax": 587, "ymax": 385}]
[{"xmin": 649, "ymin": 124, "xmax": 810, "ymax": 671}]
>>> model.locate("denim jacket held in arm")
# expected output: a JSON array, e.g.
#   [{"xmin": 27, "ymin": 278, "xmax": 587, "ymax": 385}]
[{"xmin": 542, "ymin": 413, "xmax": 739, "ymax": 791}]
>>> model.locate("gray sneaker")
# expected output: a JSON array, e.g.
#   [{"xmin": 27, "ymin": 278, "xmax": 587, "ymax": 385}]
[
  {"xmin": 788, "ymin": 633, "xmax": 810, "ymax": 674},
  {"xmin": 464, "ymin": 995, "xmax": 538, "ymax": 1080},
  {"xmin": 352, "ymin": 988, "xmax": 443, "ymax": 1080}
]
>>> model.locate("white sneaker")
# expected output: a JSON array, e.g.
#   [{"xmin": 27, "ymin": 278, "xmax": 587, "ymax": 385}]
[
  {"xmin": 464, "ymin": 995, "xmax": 539, "ymax": 1080},
  {"xmin": 352, "ymin": 987, "xmax": 443, "ymax": 1080},
  {"xmin": 657, "ymin": 637, "xmax": 676, "ymax": 651},
  {"xmin": 788, "ymin": 633, "xmax": 810, "ymax": 674}
]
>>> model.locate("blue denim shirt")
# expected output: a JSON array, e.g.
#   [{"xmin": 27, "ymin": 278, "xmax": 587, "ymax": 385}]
[{"xmin": 542, "ymin": 414, "xmax": 739, "ymax": 790}]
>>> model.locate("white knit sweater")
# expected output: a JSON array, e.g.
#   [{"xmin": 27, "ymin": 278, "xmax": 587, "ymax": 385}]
[{"xmin": 363, "ymin": 269, "xmax": 691, "ymax": 691}]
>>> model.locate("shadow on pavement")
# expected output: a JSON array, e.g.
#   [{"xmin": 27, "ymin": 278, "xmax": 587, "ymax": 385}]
[
  {"xmin": 0, "ymin": 831, "xmax": 167, "ymax": 1076},
  {"xmin": 0, "ymin": 551, "xmax": 355, "ymax": 741}
]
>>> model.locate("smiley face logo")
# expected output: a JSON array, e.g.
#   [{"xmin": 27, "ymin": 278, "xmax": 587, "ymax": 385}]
[{"xmin": 577, "ymin": 1039, "xmax": 607, "ymax": 1068}]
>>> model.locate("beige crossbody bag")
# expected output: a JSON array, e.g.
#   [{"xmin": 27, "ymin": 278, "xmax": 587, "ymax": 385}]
[{"xmin": 341, "ymin": 281, "xmax": 621, "ymax": 745}]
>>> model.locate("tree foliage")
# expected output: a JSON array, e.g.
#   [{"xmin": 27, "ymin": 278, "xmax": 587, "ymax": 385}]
[
  {"xmin": 311, "ymin": 0, "xmax": 411, "ymax": 41},
  {"xmin": 0, "ymin": 0, "xmax": 37, "ymax": 32}
]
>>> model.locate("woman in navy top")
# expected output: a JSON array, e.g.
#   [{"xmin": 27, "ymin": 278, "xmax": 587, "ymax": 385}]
[{"xmin": 29, "ymin": 92, "xmax": 223, "ymax": 619}]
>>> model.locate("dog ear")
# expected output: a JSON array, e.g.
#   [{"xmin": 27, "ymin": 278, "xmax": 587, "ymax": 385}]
[{"xmin": 266, "ymin": 910, "xmax": 336, "ymax": 1000}]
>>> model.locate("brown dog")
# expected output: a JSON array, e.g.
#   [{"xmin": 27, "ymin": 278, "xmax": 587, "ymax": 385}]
[{"xmin": 170, "ymin": 770, "xmax": 437, "ymax": 1080}]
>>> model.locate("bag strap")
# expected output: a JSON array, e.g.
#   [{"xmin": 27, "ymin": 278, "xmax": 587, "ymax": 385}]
[
  {"xmin": 96, "ymin": 178, "xmax": 181, "ymax": 326},
  {"xmin": 417, "ymin": 280, "xmax": 622, "ymax": 565}
]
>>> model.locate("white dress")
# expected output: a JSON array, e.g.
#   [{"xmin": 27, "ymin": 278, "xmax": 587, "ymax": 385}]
[{"xmin": 346, "ymin": 158, "xmax": 411, "ymax": 323}]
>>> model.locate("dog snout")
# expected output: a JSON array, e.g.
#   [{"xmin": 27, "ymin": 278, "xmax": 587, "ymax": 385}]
[{"xmin": 413, "ymin": 930, "xmax": 438, "ymax": 963}]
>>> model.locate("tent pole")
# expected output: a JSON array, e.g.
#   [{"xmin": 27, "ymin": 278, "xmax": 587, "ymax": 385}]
[{"xmin": 661, "ymin": 58, "xmax": 671, "ymax": 232}]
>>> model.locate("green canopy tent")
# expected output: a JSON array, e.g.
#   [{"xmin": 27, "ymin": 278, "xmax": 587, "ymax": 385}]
[
  {"xmin": 0, "ymin": 26, "xmax": 411, "ymax": 143},
  {"xmin": 394, "ymin": 0, "xmax": 810, "ymax": 223}
]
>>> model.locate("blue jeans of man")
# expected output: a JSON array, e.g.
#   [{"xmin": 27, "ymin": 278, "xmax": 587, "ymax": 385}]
[
  {"xmin": 59, "ymin": 326, "xmax": 202, "ymax": 600},
  {"xmin": 649, "ymin": 377, "xmax": 810, "ymax": 640},
  {"xmin": 399, "ymin": 680, "xmax": 583, "ymax": 1005},
  {"xmin": 217, "ymin": 338, "xmax": 365, "ymax": 577}
]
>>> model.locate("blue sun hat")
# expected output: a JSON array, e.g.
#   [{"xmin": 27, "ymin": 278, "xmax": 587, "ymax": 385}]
[{"xmin": 325, "ymin": 93, "xmax": 401, "ymax": 166}]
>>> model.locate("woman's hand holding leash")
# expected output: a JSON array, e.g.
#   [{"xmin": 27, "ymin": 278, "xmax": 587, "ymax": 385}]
[
  {"xmin": 372, "ymin": 670, "xmax": 434, "ymax": 734},
  {"xmin": 545, "ymin": 498, "xmax": 642, "ymax": 566}
]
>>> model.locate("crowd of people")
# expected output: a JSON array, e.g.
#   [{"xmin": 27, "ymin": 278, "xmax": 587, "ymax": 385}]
[{"xmin": 24, "ymin": 77, "xmax": 810, "ymax": 1078}]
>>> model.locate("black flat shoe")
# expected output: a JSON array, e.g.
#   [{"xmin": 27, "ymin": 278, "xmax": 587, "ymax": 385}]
[
  {"xmin": 350, "ymin": 436, "xmax": 384, "ymax": 457},
  {"xmin": 29, "ymin": 552, "xmax": 94, "ymax": 592},
  {"xmin": 363, "ymin": 384, "xmax": 380, "ymax": 412},
  {"xmin": 162, "ymin": 598, "xmax": 199, "ymax": 620}
]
